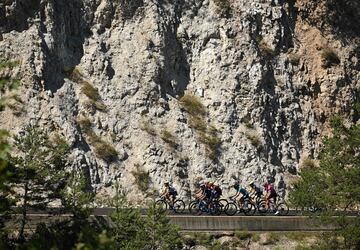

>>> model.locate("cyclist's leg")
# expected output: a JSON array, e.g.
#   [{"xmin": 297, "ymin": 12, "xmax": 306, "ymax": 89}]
[{"xmin": 265, "ymin": 193, "xmax": 270, "ymax": 209}]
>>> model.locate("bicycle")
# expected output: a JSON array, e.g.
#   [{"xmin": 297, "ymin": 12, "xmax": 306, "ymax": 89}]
[
  {"xmin": 258, "ymin": 198, "xmax": 289, "ymax": 216},
  {"xmin": 155, "ymin": 196, "xmax": 185, "ymax": 213},
  {"xmin": 224, "ymin": 197, "xmax": 254, "ymax": 216},
  {"xmin": 189, "ymin": 198, "xmax": 222, "ymax": 215},
  {"xmin": 218, "ymin": 198, "xmax": 229, "ymax": 214}
]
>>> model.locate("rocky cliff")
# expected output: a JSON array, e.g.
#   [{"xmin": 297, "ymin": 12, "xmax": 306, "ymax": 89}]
[{"xmin": 0, "ymin": 0, "xmax": 359, "ymax": 202}]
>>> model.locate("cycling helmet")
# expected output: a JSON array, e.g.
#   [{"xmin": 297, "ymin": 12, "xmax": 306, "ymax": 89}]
[{"xmin": 249, "ymin": 182, "xmax": 255, "ymax": 187}]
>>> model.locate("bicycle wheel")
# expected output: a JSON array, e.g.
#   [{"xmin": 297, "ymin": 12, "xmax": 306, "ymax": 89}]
[
  {"xmin": 173, "ymin": 199, "xmax": 185, "ymax": 213},
  {"xmin": 189, "ymin": 201, "xmax": 201, "ymax": 215},
  {"xmin": 218, "ymin": 199, "xmax": 228, "ymax": 214},
  {"xmin": 243, "ymin": 200, "xmax": 255, "ymax": 216},
  {"xmin": 209, "ymin": 201, "xmax": 221, "ymax": 215},
  {"xmin": 224, "ymin": 202, "xmax": 238, "ymax": 216},
  {"xmin": 257, "ymin": 200, "xmax": 268, "ymax": 214},
  {"xmin": 155, "ymin": 199, "xmax": 167, "ymax": 212},
  {"xmin": 277, "ymin": 202, "xmax": 289, "ymax": 216}
]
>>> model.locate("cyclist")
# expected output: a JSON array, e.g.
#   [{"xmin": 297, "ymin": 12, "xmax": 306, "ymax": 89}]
[
  {"xmin": 249, "ymin": 182, "xmax": 263, "ymax": 201},
  {"xmin": 194, "ymin": 181, "xmax": 207, "ymax": 201},
  {"xmin": 206, "ymin": 182, "xmax": 221, "ymax": 204},
  {"xmin": 203, "ymin": 181, "xmax": 213, "ymax": 203},
  {"xmin": 263, "ymin": 182, "xmax": 278, "ymax": 214},
  {"xmin": 210, "ymin": 182, "xmax": 222, "ymax": 201},
  {"xmin": 231, "ymin": 183, "xmax": 249, "ymax": 203},
  {"xmin": 161, "ymin": 181, "xmax": 177, "ymax": 205}
]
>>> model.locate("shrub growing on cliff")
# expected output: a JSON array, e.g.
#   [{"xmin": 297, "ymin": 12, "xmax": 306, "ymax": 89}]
[
  {"xmin": 81, "ymin": 82, "xmax": 101, "ymax": 102},
  {"xmin": 321, "ymin": 48, "xmax": 340, "ymax": 68},
  {"xmin": 67, "ymin": 67, "xmax": 83, "ymax": 82},
  {"xmin": 68, "ymin": 68, "xmax": 107, "ymax": 112},
  {"xmin": 131, "ymin": 164, "xmax": 151, "ymax": 192},
  {"xmin": 160, "ymin": 129, "xmax": 177, "ymax": 148},
  {"xmin": 199, "ymin": 127, "xmax": 221, "ymax": 160},
  {"xmin": 77, "ymin": 116, "xmax": 92, "ymax": 135},
  {"xmin": 88, "ymin": 133, "xmax": 117, "ymax": 163},
  {"xmin": 131, "ymin": 164, "xmax": 150, "ymax": 193},
  {"xmin": 189, "ymin": 116, "xmax": 207, "ymax": 132},
  {"xmin": 245, "ymin": 130, "xmax": 262, "ymax": 148},
  {"xmin": 179, "ymin": 94, "xmax": 222, "ymax": 160},
  {"xmin": 179, "ymin": 94, "xmax": 206, "ymax": 117}
]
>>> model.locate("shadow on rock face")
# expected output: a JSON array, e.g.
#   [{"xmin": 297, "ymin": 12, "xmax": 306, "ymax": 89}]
[
  {"xmin": 0, "ymin": 0, "xmax": 41, "ymax": 33},
  {"xmin": 41, "ymin": 0, "xmax": 90, "ymax": 92}
]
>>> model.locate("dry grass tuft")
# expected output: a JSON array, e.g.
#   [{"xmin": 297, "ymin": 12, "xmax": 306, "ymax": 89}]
[
  {"xmin": 131, "ymin": 164, "xmax": 150, "ymax": 192},
  {"xmin": 179, "ymin": 94, "xmax": 206, "ymax": 117}
]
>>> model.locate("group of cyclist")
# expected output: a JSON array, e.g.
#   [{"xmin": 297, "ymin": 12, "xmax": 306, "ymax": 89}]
[{"xmin": 160, "ymin": 179, "xmax": 279, "ymax": 214}]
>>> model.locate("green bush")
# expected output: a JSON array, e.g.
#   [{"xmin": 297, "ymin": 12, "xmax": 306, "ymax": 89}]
[
  {"xmin": 68, "ymin": 67, "xmax": 83, "ymax": 82},
  {"xmin": 300, "ymin": 157, "xmax": 317, "ymax": 169},
  {"xmin": 80, "ymin": 81, "xmax": 107, "ymax": 112},
  {"xmin": 83, "ymin": 100, "xmax": 107, "ymax": 113},
  {"xmin": 192, "ymin": 232, "xmax": 213, "ymax": 246},
  {"xmin": 131, "ymin": 164, "xmax": 150, "ymax": 193},
  {"xmin": 285, "ymin": 232, "xmax": 314, "ymax": 241},
  {"xmin": 251, "ymin": 233, "xmax": 260, "ymax": 242},
  {"xmin": 0, "ymin": 59, "xmax": 20, "ymax": 70},
  {"xmin": 94, "ymin": 101, "xmax": 107, "ymax": 112},
  {"xmin": 88, "ymin": 132, "xmax": 117, "ymax": 163},
  {"xmin": 78, "ymin": 117, "xmax": 92, "ymax": 135},
  {"xmin": 189, "ymin": 116, "xmax": 207, "ymax": 132},
  {"xmin": 67, "ymin": 68, "xmax": 107, "ymax": 112},
  {"xmin": 81, "ymin": 82, "xmax": 100, "ymax": 102},
  {"xmin": 235, "ymin": 230, "xmax": 252, "ymax": 240},
  {"xmin": 321, "ymin": 49, "xmax": 340, "ymax": 68},
  {"xmin": 179, "ymin": 94, "xmax": 221, "ymax": 160},
  {"xmin": 179, "ymin": 94, "xmax": 206, "ymax": 117}
]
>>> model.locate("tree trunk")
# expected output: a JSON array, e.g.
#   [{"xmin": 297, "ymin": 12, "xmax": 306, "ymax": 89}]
[{"xmin": 18, "ymin": 182, "xmax": 28, "ymax": 242}]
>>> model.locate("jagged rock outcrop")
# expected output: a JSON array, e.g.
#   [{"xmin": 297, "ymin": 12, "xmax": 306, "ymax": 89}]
[{"xmin": 0, "ymin": 0, "xmax": 359, "ymax": 202}]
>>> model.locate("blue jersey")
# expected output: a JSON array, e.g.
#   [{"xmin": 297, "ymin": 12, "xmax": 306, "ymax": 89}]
[{"xmin": 237, "ymin": 187, "xmax": 249, "ymax": 196}]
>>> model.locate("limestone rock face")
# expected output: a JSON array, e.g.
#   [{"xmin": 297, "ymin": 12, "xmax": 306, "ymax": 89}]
[{"xmin": 0, "ymin": 0, "xmax": 359, "ymax": 202}]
